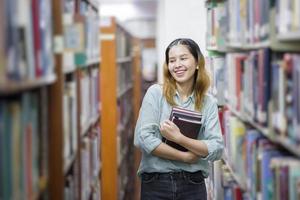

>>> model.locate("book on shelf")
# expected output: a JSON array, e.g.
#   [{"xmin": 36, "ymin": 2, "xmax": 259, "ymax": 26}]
[{"xmin": 162, "ymin": 107, "xmax": 203, "ymax": 152}]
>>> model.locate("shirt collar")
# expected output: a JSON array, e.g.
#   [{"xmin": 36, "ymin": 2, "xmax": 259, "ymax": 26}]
[{"xmin": 175, "ymin": 90, "xmax": 195, "ymax": 103}]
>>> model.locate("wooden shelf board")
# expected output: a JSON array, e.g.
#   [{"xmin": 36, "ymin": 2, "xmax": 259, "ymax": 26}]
[
  {"xmin": 81, "ymin": 113, "xmax": 100, "ymax": 137},
  {"xmin": 117, "ymin": 83, "xmax": 133, "ymax": 98},
  {"xmin": 277, "ymin": 31, "xmax": 300, "ymax": 41},
  {"xmin": 222, "ymin": 151, "xmax": 247, "ymax": 191},
  {"xmin": 64, "ymin": 152, "xmax": 77, "ymax": 175},
  {"xmin": 116, "ymin": 56, "xmax": 132, "ymax": 64},
  {"xmin": 0, "ymin": 74, "xmax": 57, "ymax": 95},
  {"xmin": 63, "ymin": 65, "xmax": 76, "ymax": 74}
]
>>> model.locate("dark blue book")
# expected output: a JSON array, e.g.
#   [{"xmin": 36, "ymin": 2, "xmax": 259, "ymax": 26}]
[
  {"xmin": 246, "ymin": 129, "xmax": 263, "ymax": 197},
  {"xmin": 261, "ymin": 149, "xmax": 282, "ymax": 200}
]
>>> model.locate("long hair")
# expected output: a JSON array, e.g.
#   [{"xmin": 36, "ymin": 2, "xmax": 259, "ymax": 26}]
[{"xmin": 163, "ymin": 38, "xmax": 210, "ymax": 111}]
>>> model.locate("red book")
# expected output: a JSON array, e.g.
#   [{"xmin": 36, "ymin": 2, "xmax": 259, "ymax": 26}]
[{"xmin": 32, "ymin": 0, "xmax": 42, "ymax": 77}]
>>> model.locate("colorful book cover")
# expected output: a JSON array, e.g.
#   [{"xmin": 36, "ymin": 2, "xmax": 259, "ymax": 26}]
[
  {"xmin": 261, "ymin": 149, "xmax": 282, "ymax": 200},
  {"xmin": 3, "ymin": 100, "xmax": 12, "ymax": 199},
  {"xmin": 246, "ymin": 129, "xmax": 263, "ymax": 195},
  {"xmin": 10, "ymin": 101, "xmax": 22, "ymax": 199}
]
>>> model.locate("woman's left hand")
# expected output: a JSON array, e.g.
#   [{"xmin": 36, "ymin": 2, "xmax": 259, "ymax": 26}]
[{"xmin": 160, "ymin": 120, "xmax": 182, "ymax": 143}]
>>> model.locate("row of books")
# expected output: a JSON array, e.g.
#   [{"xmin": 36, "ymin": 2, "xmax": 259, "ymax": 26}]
[
  {"xmin": 118, "ymin": 126, "xmax": 134, "ymax": 200},
  {"xmin": 79, "ymin": 67, "xmax": 100, "ymax": 130},
  {"xmin": 116, "ymin": 25, "xmax": 133, "ymax": 58},
  {"xmin": 206, "ymin": 0, "xmax": 300, "ymax": 50},
  {"xmin": 207, "ymin": 51, "xmax": 300, "ymax": 146},
  {"xmin": 80, "ymin": 127, "xmax": 101, "ymax": 200},
  {"xmin": 117, "ymin": 91, "xmax": 134, "ymax": 200},
  {"xmin": 221, "ymin": 164, "xmax": 244, "ymax": 200},
  {"xmin": 205, "ymin": 1, "xmax": 300, "ymax": 200},
  {"xmin": 117, "ymin": 61, "xmax": 133, "ymax": 98},
  {"xmin": 0, "ymin": 90, "xmax": 48, "ymax": 200},
  {"xmin": 63, "ymin": 80, "xmax": 78, "ymax": 168},
  {"xmin": 115, "ymin": 29, "xmax": 136, "ymax": 198},
  {"xmin": 64, "ymin": 125, "xmax": 101, "ymax": 200},
  {"xmin": 246, "ymin": 131, "xmax": 300, "ymax": 200},
  {"xmin": 0, "ymin": 0, "xmax": 54, "ymax": 84},
  {"xmin": 62, "ymin": 0, "xmax": 100, "ymax": 71},
  {"xmin": 64, "ymin": 164, "xmax": 79, "ymax": 200},
  {"xmin": 205, "ymin": 0, "xmax": 227, "ymax": 50},
  {"xmin": 117, "ymin": 91, "xmax": 134, "ymax": 127},
  {"xmin": 205, "ymin": 53, "xmax": 226, "ymax": 106},
  {"xmin": 227, "ymin": 0, "xmax": 270, "ymax": 44},
  {"xmin": 78, "ymin": 0, "xmax": 101, "ymax": 65},
  {"xmin": 206, "ymin": 0, "xmax": 270, "ymax": 48},
  {"xmin": 276, "ymin": 0, "xmax": 300, "ymax": 36},
  {"xmin": 220, "ymin": 110, "xmax": 300, "ymax": 200}
]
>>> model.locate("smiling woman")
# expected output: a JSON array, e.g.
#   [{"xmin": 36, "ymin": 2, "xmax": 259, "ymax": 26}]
[{"xmin": 134, "ymin": 38, "xmax": 224, "ymax": 200}]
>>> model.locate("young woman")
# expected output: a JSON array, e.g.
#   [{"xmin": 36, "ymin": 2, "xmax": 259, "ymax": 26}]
[{"xmin": 134, "ymin": 38, "xmax": 224, "ymax": 200}]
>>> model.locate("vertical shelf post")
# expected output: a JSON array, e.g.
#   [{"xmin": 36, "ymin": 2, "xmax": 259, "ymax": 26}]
[{"xmin": 100, "ymin": 17, "xmax": 118, "ymax": 200}]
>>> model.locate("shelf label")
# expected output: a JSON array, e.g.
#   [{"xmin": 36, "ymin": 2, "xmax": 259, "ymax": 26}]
[
  {"xmin": 100, "ymin": 34, "xmax": 115, "ymax": 41},
  {"xmin": 100, "ymin": 17, "xmax": 112, "ymax": 27},
  {"xmin": 54, "ymin": 35, "xmax": 64, "ymax": 53}
]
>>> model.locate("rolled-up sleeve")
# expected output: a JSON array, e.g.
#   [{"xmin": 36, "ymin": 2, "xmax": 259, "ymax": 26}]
[
  {"xmin": 201, "ymin": 99, "xmax": 224, "ymax": 161},
  {"xmin": 134, "ymin": 85, "xmax": 162, "ymax": 154}
]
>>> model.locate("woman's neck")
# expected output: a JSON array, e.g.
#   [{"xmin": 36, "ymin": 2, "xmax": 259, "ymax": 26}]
[{"xmin": 176, "ymin": 82, "xmax": 193, "ymax": 101}]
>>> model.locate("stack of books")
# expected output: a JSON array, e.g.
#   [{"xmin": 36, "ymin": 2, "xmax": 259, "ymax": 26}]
[{"xmin": 162, "ymin": 107, "xmax": 203, "ymax": 151}]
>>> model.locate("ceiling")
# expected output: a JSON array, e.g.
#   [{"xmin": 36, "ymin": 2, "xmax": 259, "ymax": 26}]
[
  {"xmin": 99, "ymin": 0, "xmax": 156, "ymax": 3},
  {"xmin": 99, "ymin": 0, "xmax": 157, "ymax": 38},
  {"xmin": 99, "ymin": 0, "xmax": 157, "ymax": 21}
]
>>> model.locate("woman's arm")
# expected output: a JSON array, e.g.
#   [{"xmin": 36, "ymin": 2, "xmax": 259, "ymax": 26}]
[
  {"xmin": 160, "ymin": 120, "xmax": 209, "ymax": 157},
  {"xmin": 151, "ymin": 142, "xmax": 199, "ymax": 164}
]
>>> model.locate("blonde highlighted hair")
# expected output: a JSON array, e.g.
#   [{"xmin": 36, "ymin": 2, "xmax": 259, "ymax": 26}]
[{"xmin": 163, "ymin": 38, "xmax": 210, "ymax": 111}]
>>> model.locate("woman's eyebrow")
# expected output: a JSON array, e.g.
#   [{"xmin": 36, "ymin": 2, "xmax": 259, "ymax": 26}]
[{"xmin": 180, "ymin": 54, "xmax": 189, "ymax": 57}]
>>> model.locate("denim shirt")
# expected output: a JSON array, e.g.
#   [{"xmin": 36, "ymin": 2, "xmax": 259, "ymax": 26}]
[{"xmin": 134, "ymin": 84, "xmax": 224, "ymax": 177}]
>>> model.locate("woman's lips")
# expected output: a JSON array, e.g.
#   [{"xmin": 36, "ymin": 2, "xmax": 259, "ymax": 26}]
[{"xmin": 175, "ymin": 70, "xmax": 186, "ymax": 76}]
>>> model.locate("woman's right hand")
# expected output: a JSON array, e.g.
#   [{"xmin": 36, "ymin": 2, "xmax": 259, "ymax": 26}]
[{"xmin": 182, "ymin": 151, "xmax": 199, "ymax": 164}]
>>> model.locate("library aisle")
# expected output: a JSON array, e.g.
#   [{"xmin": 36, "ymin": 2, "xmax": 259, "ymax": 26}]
[{"xmin": 1, "ymin": 0, "xmax": 300, "ymax": 200}]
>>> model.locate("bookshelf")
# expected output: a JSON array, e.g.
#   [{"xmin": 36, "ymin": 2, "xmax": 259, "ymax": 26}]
[
  {"xmin": 0, "ymin": 0, "xmax": 57, "ymax": 199},
  {"xmin": 0, "ymin": 0, "xmax": 101, "ymax": 199},
  {"xmin": 100, "ymin": 16, "xmax": 141, "ymax": 200},
  {"xmin": 205, "ymin": 0, "xmax": 300, "ymax": 199},
  {"xmin": 49, "ymin": 0, "xmax": 101, "ymax": 200}
]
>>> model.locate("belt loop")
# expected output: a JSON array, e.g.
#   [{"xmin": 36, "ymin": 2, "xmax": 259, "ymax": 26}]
[{"xmin": 182, "ymin": 171, "xmax": 187, "ymax": 179}]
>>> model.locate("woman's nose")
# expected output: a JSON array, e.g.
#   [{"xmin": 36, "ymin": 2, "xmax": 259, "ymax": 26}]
[{"xmin": 174, "ymin": 60, "xmax": 182, "ymax": 68}]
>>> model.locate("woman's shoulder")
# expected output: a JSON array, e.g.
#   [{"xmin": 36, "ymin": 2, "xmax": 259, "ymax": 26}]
[
  {"xmin": 146, "ymin": 83, "xmax": 163, "ymax": 96},
  {"xmin": 203, "ymin": 93, "xmax": 218, "ymax": 108}
]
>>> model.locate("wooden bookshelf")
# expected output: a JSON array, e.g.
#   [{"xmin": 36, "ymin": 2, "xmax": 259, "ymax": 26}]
[
  {"xmin": 0, "ymin": 75, "xmax": 57, "ymax": 95},
  {"xmin": 131, "ymin": 37, "xmax": 157, "ymax": 200},
  {"xmin": 0, "ymin": 0, "xmax": 58, "ymax": 199},
  {"xmin": 100, "ymin": 16, "xmax": 141, "ymax": 200},
  {"xmin": 49, "ymin": 0, "xmax": 102, "ymax": 200}
]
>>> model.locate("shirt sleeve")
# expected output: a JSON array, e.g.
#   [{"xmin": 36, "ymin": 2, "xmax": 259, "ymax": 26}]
[
  {"xmin": 201, "ymin": 98, "xmax": 224, "ymax": 161},
  {"xmin": 134, "ymin": 85, "xmax": 162, "ymax": 154}
]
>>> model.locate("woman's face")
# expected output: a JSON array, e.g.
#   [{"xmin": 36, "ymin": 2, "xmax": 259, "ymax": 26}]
[{"xmin": 168, "ymin": 44, "xmax": 197, "ymax": 85}]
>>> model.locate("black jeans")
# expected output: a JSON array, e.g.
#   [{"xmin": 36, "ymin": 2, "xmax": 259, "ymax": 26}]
[{"xmin": 141, "ymin": 171, "xmax": 207, "ymax": 200}]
